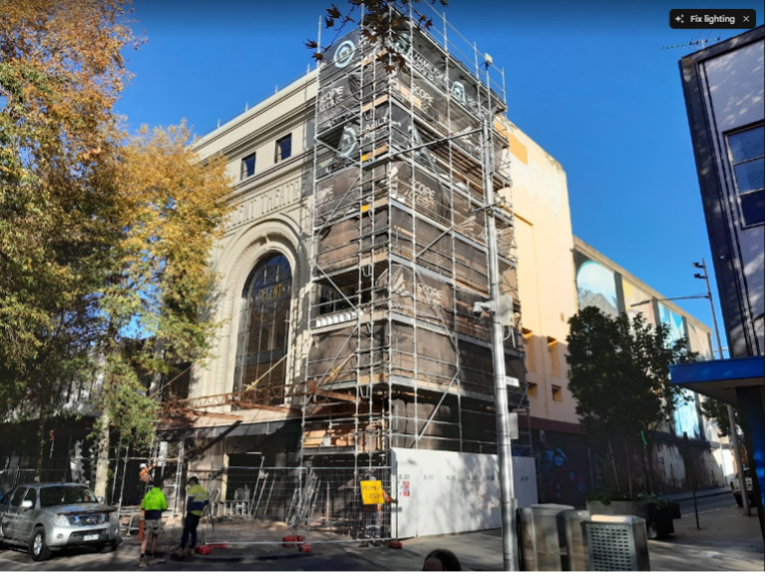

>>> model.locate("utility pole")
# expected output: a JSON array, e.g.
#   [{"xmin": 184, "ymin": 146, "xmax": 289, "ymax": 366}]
[
  {"xmin": 694, "ymin": 258, "xmax": 750, "ymax": 516},
  {"xmin": 482, "ymin": 115, "xmax": 517, "ymax": 571}
]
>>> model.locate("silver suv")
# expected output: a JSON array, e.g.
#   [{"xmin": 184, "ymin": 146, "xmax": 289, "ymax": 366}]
[{"xmin": 0, "ymin": 483, "xmax": 119, "ymax": 561}]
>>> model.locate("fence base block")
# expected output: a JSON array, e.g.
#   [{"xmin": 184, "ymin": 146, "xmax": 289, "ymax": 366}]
[
  {"xmin": 388, "ymin": 540, "xmax": 403, "ymax": 549},
  {"xmin": 195, "ymin": 545, "xmax": 213, "ymax": 555},
  {"xmin": 298, "ymin": 544, "xmax": 312, "ymax": 553},
  {"xmin": 282, "ymin": 535, "xmax": 305, "ymax": 547}
]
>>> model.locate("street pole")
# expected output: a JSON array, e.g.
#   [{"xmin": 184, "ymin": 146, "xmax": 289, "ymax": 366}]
[
  {"xmin": 697, "ymin": 258, "xmax": 750, "ymax": 516},
  {"xmin": 683, "ymin": 432, "xmax": 701, "ymax": 529},
  {"xmin": 482, "ymin": 116, "xmax": 517, "ymax": 571}
]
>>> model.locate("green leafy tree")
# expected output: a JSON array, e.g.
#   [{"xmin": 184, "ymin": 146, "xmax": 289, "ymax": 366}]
[
  {"xmin": 0, "ymin": 0, "xmax": 140, "ymax": 476},
  {"xmin": 0, "ymin": 1, "xmax": 232, "ymax": 493},
  {"xmin": 699, "ymin": 397, "xmax": 742, "ymax": 441},
  {"xmin": 566, "ymin": 306, "xmax": 697, "ymax": 494},
  {"xmin": 91, "ymin": 124, "xmax": 230, "ymax": 497}
]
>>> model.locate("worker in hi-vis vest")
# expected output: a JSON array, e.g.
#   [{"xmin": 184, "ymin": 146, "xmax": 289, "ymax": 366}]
[
  {"xmin": 361, "ymin": 472, "xmax": 397, "ymax": 547},
  {"xmin": 139, "ymin": 474, "xmax": 167, "ymax": 568},
  {"xmin": 174, "ymin": 476, "xmax": 209, "ymax": 557}
]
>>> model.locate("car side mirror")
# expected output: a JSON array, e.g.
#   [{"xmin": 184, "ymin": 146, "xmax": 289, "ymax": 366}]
[
  {"xmin": 97, "ymin": 496, "xmax": 104, "ymax": 504},
  {"xmin": 21, "ymin": 500, "xmax": 34, "ymax": 510}
]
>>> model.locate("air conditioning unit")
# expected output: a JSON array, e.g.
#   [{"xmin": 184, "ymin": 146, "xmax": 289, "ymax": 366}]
[{"xmin": 583, "ymin": 515, "xmax": 651, "ymax": 571}]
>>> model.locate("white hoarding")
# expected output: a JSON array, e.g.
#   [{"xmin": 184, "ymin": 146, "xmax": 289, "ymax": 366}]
[{"xmin": 391, "ymin": 448, "xmax": 537, "ymax": 539}]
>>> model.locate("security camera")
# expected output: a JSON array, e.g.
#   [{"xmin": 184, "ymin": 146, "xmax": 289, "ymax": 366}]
[{"xmin": 472, "ymin": 301, "xmax": 493, "ymax": 318}]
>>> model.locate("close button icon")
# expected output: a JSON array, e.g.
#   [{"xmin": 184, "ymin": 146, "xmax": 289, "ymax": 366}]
[{"xmin": 744, "ymin": 15, "xmax": 750, "ymax": 22}]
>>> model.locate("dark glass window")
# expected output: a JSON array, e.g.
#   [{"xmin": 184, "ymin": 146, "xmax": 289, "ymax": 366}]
[
  {"xmin": 241, "ymin": 153, "xmax": 256, "ymax": 180},
  {"xmin": 233, "ymin": 253, "xmax": 292, "ymax": 405},
  {"xmin": 10, "ymin": 487, "xmax": 25, "ymax": 507},
  {"xmin": 275, "ymin": 134, "xmax": 292, "ymax": 162},
  {"xmin": 40, "ymin": 486, "xmax": 96, "ymax": 507},
  {"xmin": 728, "ymin": 125, "xmax": 765, "ymax": 227}
]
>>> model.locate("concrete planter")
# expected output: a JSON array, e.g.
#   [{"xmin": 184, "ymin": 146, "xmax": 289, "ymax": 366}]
[{"xmin": 586, "ymin": 500, "xmax": 680, "ymax": 539}]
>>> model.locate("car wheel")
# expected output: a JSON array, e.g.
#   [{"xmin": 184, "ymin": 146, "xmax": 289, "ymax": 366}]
[
  {"xmin": 734, "ymin": 494, "xmax": 743, "ymax": 507},
  {"xmin": 30, "ymin": 527, "xmax": 52, "ymax": 562}
]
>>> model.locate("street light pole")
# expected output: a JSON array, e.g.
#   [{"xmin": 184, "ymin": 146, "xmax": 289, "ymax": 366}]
[
  {"xmin": 694, "ymin": 259, "xmax": 750, "ymax": 516},
  {"xmin": 482, "ymin": 115, "xmax": 517, "ymax": 572}
]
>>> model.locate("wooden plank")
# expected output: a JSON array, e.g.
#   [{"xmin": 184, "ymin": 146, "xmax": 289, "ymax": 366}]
[{"xmin": 308, "ymin": 380, "xmax": 356, "ymax": 403}]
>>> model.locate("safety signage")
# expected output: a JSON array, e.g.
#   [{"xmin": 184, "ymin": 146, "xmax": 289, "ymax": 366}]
[{"xmin": 360, "ymin": 480, "xmax": 384, "ymax": 505}]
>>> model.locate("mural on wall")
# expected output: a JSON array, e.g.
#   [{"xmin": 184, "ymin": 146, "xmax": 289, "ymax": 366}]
[
  {"xmin": 657, "ymin": 304, "xmax": 701, "ymax": 438},
  {"xmin": 533, "ymin": 431, "xmax": 591, "ymax": 507},
  {"xmin": 621, "ymin": 280, "xmax": 655, "ymax": 325},
  {"xmin": 686, "ymin": 321, "xmax": 714, "ymax": 360},
  {"xmin": 658, "ymin": 303, "xmax": 686, "ymax": 344},
  {"xmin": 674, "ymin": 396, "xmax": 701, "ymax": 439},
  {"xmin": 574, "ymin": 254, "xmax": 619, "ymax": 316}
]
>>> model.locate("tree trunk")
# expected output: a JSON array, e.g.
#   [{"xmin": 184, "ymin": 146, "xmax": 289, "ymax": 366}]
[
  {"xmin": 640, "ymin": 435, "xmax": 652, "ymax": 494},
  {"xmin": 644, "ymin": 437, "xmax": 656, "ymax": 494},
  {"xmin": 624, "ymin": 432, "xmax": 632, "ymax": 498},
  {"xmin": 93, "ymin": 410, "xmax": 111, "ymax": 499},
  {"xmin": 94, "ymin": 327, "xmax": 117, "ymax": 500},
  {"xmin": 34, "ymin": 415, "xmax": 46, "ymax": 482},
  {"xmin": 607, "ymin": 436, "xmax": 622, "ymax": 492}
]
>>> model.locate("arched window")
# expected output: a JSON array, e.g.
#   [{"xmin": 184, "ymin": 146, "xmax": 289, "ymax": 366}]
[{"xmin": 233, "ymin": 253, "xmax": 292, "ymax": 405}]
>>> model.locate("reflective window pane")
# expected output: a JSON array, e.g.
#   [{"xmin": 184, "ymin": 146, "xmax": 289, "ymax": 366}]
[
  {"xmin": 730, "ymin": 126, "xmax": 764, "ymax": 163},
  {"xmin": 276, "ymin": 134, "xmax": 292, "ymax": 162},
  {"xmin": 734, "ymin": 157, "xmax": 765, "ymax": 195},
  {"xmin": 234, "ymin": 253, "xmax": 292, "ymax": 404},
  {"xmin": 240, "ymin": 153, "xmax": 256, "ymax": 179},
  {"xmin": 740, "ymin": 190, "xmax": 765, "ymax": 227}
]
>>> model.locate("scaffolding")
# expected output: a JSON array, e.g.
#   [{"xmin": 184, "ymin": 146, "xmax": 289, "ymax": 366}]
[
  {"xmin": 302, "ymin": 3, "xmax": 530, "ymax": 471},
  {"xmin": 1, "ymin": 7, "xmax": 533, "ymax": 547}
]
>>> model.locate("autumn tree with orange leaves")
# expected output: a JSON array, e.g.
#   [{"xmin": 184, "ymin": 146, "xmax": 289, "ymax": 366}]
[{"xmin": 0, "ymin": 0, "xmax": 232, "ymax": 495}]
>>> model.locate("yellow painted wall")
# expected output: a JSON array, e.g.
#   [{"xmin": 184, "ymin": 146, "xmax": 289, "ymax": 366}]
[{"xmin": 500, "ymin": 120, "xmax": 579, "ymax": 425}]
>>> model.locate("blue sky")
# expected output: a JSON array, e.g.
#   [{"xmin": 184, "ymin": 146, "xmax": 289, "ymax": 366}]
[{"xmin": 117, "ymin": 0, "xmax": 764, "ymax": 354}]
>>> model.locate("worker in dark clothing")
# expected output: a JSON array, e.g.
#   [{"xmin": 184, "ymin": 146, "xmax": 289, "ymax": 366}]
[{"xmin": 174, "ymin": 476, "xmax": 209, "ymax": 557}]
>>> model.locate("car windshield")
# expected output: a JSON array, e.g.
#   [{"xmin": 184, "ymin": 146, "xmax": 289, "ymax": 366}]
[{"xmin": 40, "ymin": 486, "xmax": 97, "ymax": 507}]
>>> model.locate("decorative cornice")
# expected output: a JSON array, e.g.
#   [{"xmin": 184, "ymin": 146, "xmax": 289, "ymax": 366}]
[{"xmin": 192, "ymin": 71, "xmax": 317, "ymax": 152}]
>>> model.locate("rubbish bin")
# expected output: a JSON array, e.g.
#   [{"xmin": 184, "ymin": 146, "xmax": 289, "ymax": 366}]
[
  {"xmin": 518, "ymin": 504, "xmax": 574, "ymax": 571},
  {"xmin": 563, "ymin": 509, "xmax": 591, "ymax": 571}
]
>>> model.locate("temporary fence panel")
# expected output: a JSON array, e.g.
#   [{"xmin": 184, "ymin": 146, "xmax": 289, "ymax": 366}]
[
  {"xmin": 0, "ymin": 468, "xmax": 68, "ymax": 496},
  {"xmin": 185, "ymin": 466, "xmax": 394, "ymax": 548}
]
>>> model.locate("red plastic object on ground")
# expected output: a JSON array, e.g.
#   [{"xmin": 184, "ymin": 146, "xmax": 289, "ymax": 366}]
[
  {"xmin": 282, "ymin": 535, "xmax": 305, "ymax": 547},
  {"xmin": 195, "ymin": 545, "xmax": 213, "ymax": 555},
  {"xmin": 388, "ymin": 540, "xmax": 403, "ymax": 549},
  {"xmin": 298, "ymin": 544, "xmax": 312, "ymax": 553}
]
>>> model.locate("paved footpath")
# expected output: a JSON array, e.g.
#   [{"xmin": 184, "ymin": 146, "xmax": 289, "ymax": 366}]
[
  {"xmin": 0, "ymin": 501, "xmax": 763, "ymax": 571},
  {"xmin": 645, "ymin": 501, "xmax": 764, "ymax": 571}
]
